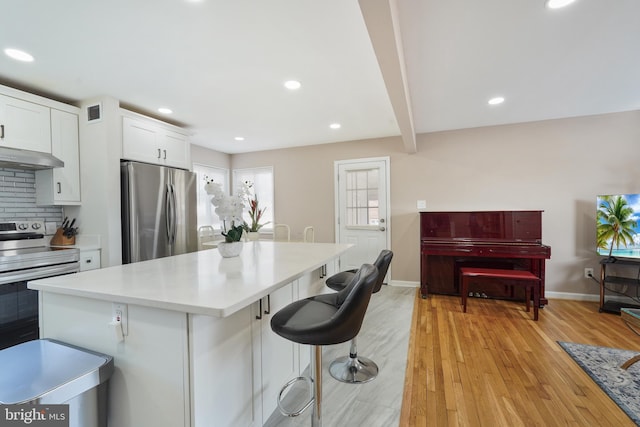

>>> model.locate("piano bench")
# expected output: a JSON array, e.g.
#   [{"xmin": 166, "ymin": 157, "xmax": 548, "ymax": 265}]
[{"xmin": 459, "ymin": 267, "xmax": 541, "ymax": 321}]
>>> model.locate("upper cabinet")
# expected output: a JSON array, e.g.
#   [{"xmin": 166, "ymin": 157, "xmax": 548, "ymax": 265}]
[
  {"xmin": 0, "ymin": 94, "xmax": 51, "ymax": 153},
  {"xmin": 121, "ymin": 112, "xmax": 190, "ymax": 170},
  {"xmin": 36, "ymin": 109, "xmax": 81, "ymax": 205},
  {"xmin": 0, "ymin": 85, "xmax": 81, "ymax": 206}
]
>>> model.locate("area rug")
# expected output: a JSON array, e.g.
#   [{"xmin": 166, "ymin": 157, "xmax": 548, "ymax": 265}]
[{"xmin": 558, "ymin": 341, "xmax": 640, "ymax": 425}]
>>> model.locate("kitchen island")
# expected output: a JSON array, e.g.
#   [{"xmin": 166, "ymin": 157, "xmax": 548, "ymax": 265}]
[{"xmin": 29, "ymin": 241, "xmax": 351, "ymax": 427}]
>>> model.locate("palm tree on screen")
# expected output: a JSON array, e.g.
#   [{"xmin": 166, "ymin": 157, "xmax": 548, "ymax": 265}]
[{"xmin": 597, "ymin": 195, "xmax": 637, "ymax": 258}]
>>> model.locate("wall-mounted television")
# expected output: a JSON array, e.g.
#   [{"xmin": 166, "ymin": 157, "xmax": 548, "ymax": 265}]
[{"xmin": 596, "ymin": 194, "xmax": 640, "ymax": 259}]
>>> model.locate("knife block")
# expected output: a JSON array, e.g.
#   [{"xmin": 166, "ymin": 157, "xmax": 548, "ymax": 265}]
[{"xmin": 50, "ymin": 228, "xmax": 75, "ymax": 246}]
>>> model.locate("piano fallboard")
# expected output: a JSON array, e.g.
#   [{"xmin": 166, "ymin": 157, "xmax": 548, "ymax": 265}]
[{"xmin": 421, "ymin": 240, "xmax": 551, "ymax": 259}]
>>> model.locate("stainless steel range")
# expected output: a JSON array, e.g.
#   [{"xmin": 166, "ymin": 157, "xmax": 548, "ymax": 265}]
[{"xmin": 0, "ymin": 221, "xmax": 80, "ymax": 350}]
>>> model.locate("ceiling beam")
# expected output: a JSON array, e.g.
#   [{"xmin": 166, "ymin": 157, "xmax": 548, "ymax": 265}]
[{"xmin": 359, "ymin": 0, "xmax": 417, "ymax": 154}]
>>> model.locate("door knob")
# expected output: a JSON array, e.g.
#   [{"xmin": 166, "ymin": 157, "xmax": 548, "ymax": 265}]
[{"xmin": 379, "ymin": 227, "xmax": 386, "ymax": 232}]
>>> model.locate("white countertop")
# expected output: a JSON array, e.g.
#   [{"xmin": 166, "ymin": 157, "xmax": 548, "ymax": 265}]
[{"xmin": 29, "ymin": 241, "xmax": 351, "ymax": 318}]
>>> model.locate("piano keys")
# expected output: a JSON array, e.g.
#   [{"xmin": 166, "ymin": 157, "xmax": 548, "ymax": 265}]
[{"xmin": 420, "ymin": 210, "xmax": 551, "ymax": 304}]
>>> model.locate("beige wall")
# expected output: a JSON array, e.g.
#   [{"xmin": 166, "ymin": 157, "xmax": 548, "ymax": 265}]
[
  {"xmin": 191, "ymin": 144, "xmax": 231, "ymax": 169},
  {"xmin": 215, "ymin": 109, "xmax": 640, "ymax": 296}
]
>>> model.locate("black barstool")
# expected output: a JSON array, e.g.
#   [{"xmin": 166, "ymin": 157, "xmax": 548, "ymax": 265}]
[
  {"xmin": 324, "ymin": 249, "xmax": 393, "ymax": 383},
  {"xmin": 270, "ymin": 263, "xmax": 378, "ymax": 427}
]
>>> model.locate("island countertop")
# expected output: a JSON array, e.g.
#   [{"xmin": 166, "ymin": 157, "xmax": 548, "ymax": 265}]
[{"xmin": 28, "ymin": 241, "xmax": 351, "ymax": 318}]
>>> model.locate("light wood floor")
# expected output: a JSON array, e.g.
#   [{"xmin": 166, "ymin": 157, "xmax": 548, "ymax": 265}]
[{"xmin": 400, "ymin": 292, "xmax": 640, "ymax": 426}]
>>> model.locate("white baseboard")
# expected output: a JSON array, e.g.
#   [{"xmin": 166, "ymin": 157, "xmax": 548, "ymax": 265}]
[
  {"xmin": 389, "ymin": 280, "xmax": 419, "ymax": 288},
  {"xmin": 545, "ymin": 291, "xmax": 599, "ymax": 302},
  {"xmin": 385, "ymin": 284, "xmax": 608, "ymax": 304}
]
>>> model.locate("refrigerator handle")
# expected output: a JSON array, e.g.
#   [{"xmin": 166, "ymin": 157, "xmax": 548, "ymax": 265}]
[
  {"xmin": 170, "ymin": 184, "xmax": 178, "ymax": 244},
  {"xmin": 165, "ymin": 184, "xmax": 174, "ymax": 245}
]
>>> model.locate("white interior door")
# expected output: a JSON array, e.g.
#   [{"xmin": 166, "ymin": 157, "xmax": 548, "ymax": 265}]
[{"xmin": 335, "ymin": 157, "xmax": 390, "ymax": 275}]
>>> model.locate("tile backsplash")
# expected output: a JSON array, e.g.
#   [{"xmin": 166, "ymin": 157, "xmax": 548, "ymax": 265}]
[{"xmin": 0, "ymin": 168, "xmax": 64, "ymax": 224}]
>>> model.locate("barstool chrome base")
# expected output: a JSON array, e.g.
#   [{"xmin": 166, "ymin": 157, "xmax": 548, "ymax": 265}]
[{"xmin": 329, "ymin": 354, "xmax": 379, "ymax": 384}]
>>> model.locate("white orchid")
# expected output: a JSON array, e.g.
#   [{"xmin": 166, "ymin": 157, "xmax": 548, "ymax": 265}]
[{"xmin": 204, "ymin": 179, "xmax": 253, "ymax": 242}]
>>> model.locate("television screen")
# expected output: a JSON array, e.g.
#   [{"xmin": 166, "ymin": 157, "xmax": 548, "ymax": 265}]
[{"xmin": 597, "ymin": 194, "xmax": 640, "ymax": 259}]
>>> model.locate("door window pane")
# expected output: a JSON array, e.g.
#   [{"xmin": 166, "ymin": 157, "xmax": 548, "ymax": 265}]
[{"xmin": 345, "ymin": 168, "xmax": 379, "ymax": 226}]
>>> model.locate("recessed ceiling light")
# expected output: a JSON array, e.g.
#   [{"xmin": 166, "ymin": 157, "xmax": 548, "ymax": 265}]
[
  {"xmin": 4, "ymin": 48, "xmax": 34, "ymax": 62},
  {"xmin": 158, "ymin": 107, "xmax": 172, "ymax": 114},
  {"xmin": 329, "ymin": 123, "xmax": 341, "ymax": 129},
  {"xmin": 488, "ymin": 97, "xmax": 505, "ymax": 106},
  {"xmin": 545, "ymin": 0, "xmax": 577, "ymax": 9},
  {"xmin": 234, "ymin": 136, "xmax": 245, "ymax": 141},
  {"xmin": 284, "ymin": 80, "xmax": 301, "ymax": 90}
]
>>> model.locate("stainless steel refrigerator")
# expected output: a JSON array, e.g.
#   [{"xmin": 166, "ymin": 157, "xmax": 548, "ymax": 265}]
[{"xmin": 121, "ymin": 161, "xmax": 197, "ymax": 263}]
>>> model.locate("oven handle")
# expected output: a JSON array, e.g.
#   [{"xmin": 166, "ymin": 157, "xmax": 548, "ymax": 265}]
[{"xmin": 0, "ymin": 263, "xmax": 79, "ymax": 286}]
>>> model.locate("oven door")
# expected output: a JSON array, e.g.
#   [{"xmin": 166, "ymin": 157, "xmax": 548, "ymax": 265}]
[
  {"xmin": 0, "ymin": 262, "xmax": 79, "ymax": 350},
  {"xmin": 0, "ymin": 281, "xmax": 38, "ymax": 350}
]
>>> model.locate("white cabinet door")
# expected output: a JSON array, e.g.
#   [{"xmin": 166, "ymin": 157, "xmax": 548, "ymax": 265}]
[
  {"xmin": 0, "ymin": 94, "xmax": 51, "ymax": 153},
  {"xmin": 161, "ymin": 130, "xmax": 190, "ymax": 169},
  {"xmin": 36, "ymin": 109, "xmax": 81, "ymax": 205},
  {"xmin": 191, "ymin": 308, "xmax": 258, "ymax": 427},
  {"xmin": 259, "ymin": 282, "xmax": 299, "ymax": 423},
  {"xmin": 122, "ymin": 116, "xmax": 163, "ymax": 164},
  {"xmin": 122, "ymin": 115, "xmax": 190, "ymax": 169}
]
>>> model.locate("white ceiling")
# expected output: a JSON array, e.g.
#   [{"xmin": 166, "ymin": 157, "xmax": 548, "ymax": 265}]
[{"xmin": 1, "ymin": 0, "xmax": 638, "ymax": 154}]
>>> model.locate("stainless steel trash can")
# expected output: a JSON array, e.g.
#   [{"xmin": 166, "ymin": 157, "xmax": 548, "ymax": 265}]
[{"xmin": 0, "ymin": 339, "xmax": 114, "ymax": 427}]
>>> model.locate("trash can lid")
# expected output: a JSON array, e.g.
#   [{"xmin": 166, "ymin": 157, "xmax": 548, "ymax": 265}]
[{"xmin": 0, "ymin": 339, "xmax": 114, "ymax": 404}]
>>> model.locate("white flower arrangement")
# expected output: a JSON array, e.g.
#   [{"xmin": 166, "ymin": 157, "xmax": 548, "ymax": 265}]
[{"xmin": 204, "ymin": 179, "xmax": 253, "ymax": 242}]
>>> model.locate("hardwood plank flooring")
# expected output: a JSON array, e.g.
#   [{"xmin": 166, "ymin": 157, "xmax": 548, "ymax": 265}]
[{"xmin": 400, "ymin": 292, "xmax": 640, "ymax": 426}]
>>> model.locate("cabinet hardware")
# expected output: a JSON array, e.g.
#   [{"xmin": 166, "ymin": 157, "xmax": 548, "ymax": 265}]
[
  {"xmin": 57, "ymin": 182, "xmax": 61, "ymax": 194},
  {"xmin": 163, "ymin": 149, "xmax": 167, "ymax": 160},
  {"xmin": 0, "ymin": 124, "xmax": 4, "ymax": 139},
  {"xmin": 264, "ymin": 295, "xmax": 271, "ymax": 315},
  {"xmin": 157, "ymin": 148, "xmax": 161, "ymax": 159},
  {"xmin": 256, "ymin": 299, "xmax": 263, "ymax": 320}
]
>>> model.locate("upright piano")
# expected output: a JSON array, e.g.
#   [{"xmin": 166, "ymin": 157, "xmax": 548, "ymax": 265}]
[{"xmin": 420, "ymin": 210, "xmax": 551, "ymax": 304}]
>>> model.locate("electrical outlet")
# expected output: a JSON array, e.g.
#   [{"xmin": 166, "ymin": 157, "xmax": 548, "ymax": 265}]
[
  {"xmin": 112, "ymin": 302, "xmax": 128, "ymax": 335},
  {"xmin": 584, "ymin": 268, "xmax": 594, "ymax": 279}
]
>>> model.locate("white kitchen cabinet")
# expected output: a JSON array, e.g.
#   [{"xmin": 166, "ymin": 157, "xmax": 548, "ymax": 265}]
[
  {"xmin": 36, "ymin": 109, "xmax": 81, "ymax": 205},
  {"xmin": 0, "ymin": 94, "xmax": 51, "ymax": 153},
  {"xmin": 122, "ymin": 114, "xmax": 190, "ymax": 169},
  {"xmin": 191, "ymin": 306, "xmax": 258, "ymax": 427},
  {"xmin": 191, "ymin": 267, "xmax": 326, "ymax": 426},
  {"xmin": 256, "ymin": 282, "xmax": 299, "ymax": 423},
  {"xmin": 190, "ymin": 280, "xmax": 301, "ymax": 427},
  {"xmin": 79, "ymin": 249, "xmax": 101, "ymax": 271}
]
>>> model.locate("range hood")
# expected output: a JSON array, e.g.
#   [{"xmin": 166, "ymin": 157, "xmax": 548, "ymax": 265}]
[{"xmin": 0, "ymin": 147, "xmax": 64, "ymax": 170}]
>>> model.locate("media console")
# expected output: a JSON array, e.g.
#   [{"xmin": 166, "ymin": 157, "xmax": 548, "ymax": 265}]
[{"xmin": 599, "ymin": 258, "xmax": 640, "ymax": 313}]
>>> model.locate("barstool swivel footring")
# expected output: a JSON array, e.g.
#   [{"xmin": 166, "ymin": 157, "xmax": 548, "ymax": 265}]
[{"xmin": 276, "ymin": 346, "xmax": 323, "ymax": 427}]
